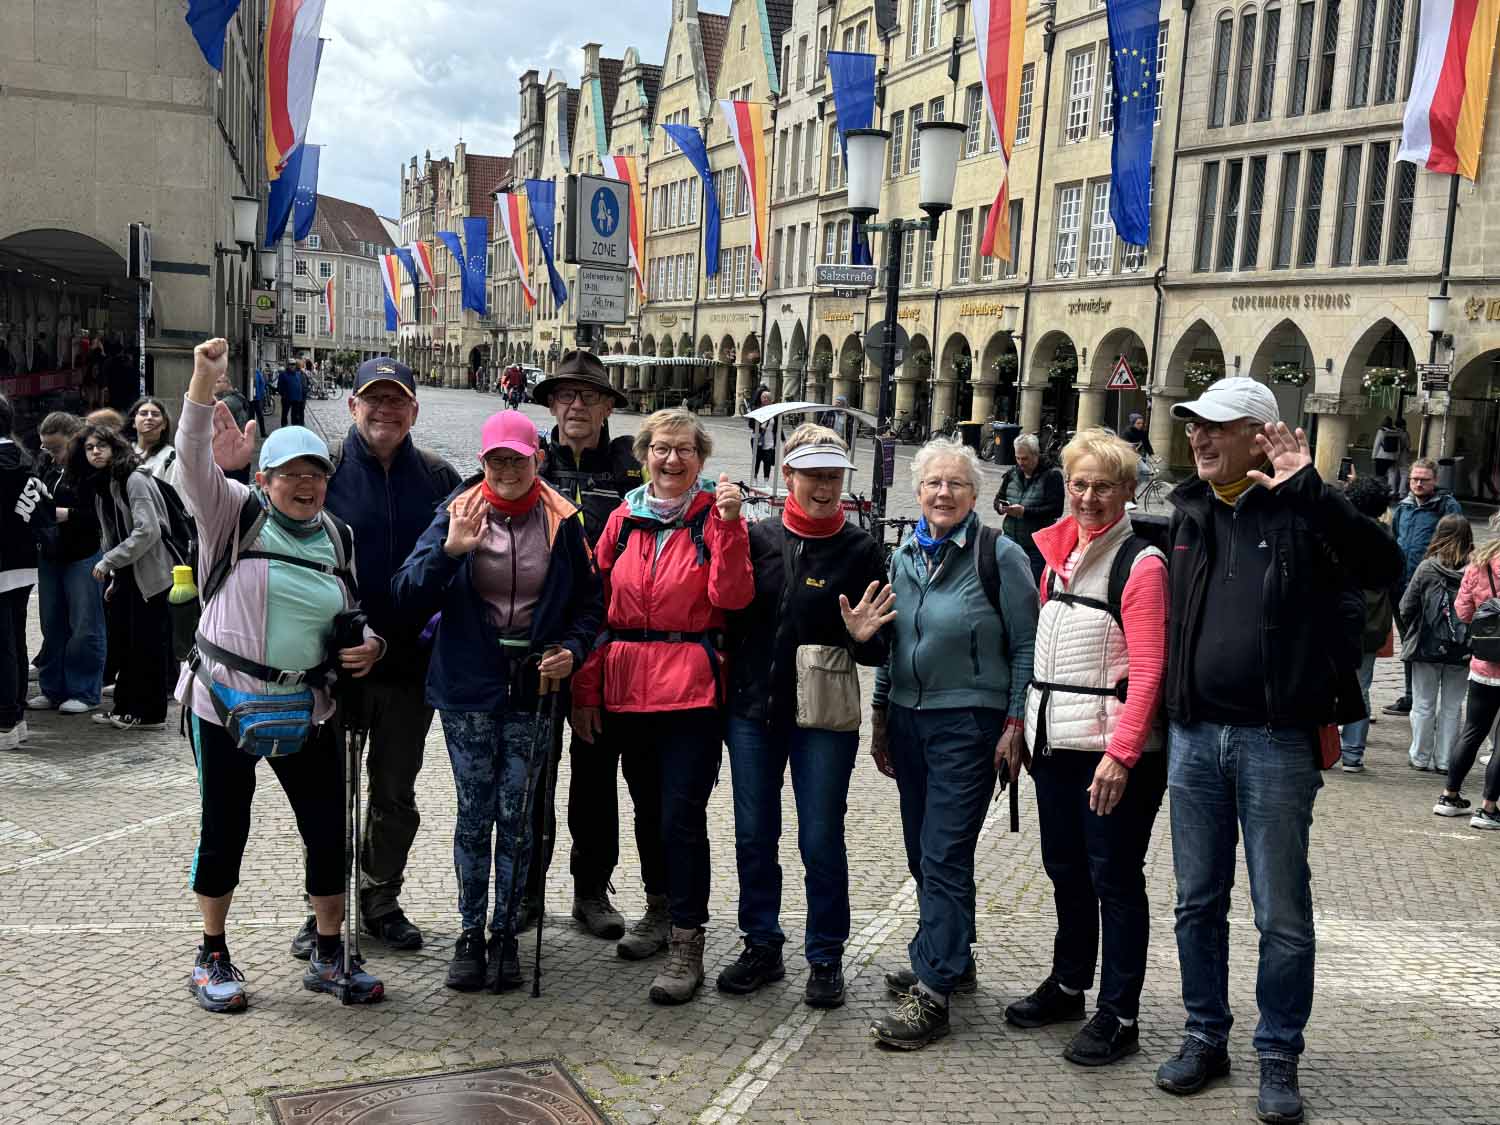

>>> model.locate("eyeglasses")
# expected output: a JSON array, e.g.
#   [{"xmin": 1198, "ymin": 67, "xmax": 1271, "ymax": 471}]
[
  {"xmin": 357, "ymin": 392, "xmax": 410, "ymax": 410},
  {"xmin": 1068, "ymin": 478, "xmax": 1122, "ymax": 497},
  {"xmin": 1184, "ymin": 420, "xmax": 1244, "ymax": 439},
  {"xmin": 919, "ymin": 478, "xmax": 974, "ymax": 493},
  {"xmin": 273, "ymin": 470, "xmax": 329, "ymax": 485},
  {"xmin": 649, "ymin": 443, "xmax": 699, "ymax": 461},
  {"xmin": 83, "ymin": 442, "xmax": 112, "ymax": 454},
  {"xmin": 553, "ymin": 387, "xmax": 606, "ymax": 406},
  {"xmin": 483, "ymin": 454, "xmax": 532, "ymax": 471}
]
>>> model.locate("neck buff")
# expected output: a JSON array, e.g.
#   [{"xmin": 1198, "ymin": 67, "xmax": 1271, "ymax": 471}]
[
  {"xmin": 912, "ymin": 515, "xmax": 959, "ymax": 555},
  {"xmin": 264, "ymin": 495, "xmax": 325, "ymax": 537},
  {"xmin": 644, "ymin": 480, "xmax": 698, "ymax": 523},
  {"xmin": 783, "ymin": 491, "xmax": 845, "ymax": 539},
  {"xmin": 1211, "ymin": 474, "xmax": 1256, "ymax": 507},
  {"xmin": 481, "ymin": 477, "xmax": 543, "ymax": 517}
]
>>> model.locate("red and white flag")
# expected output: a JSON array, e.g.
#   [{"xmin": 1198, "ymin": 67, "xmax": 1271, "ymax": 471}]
[
  {"xmin": 973, "ymin": 0, "xmax": 1027, "ymax": 258},
  {"xmin": 324, "ymin": 276, "xmax": 335, "ymax": 336},
  {"xmin": 1398, "ymin": 0, "xmax": 1500, "ymax": 180}
]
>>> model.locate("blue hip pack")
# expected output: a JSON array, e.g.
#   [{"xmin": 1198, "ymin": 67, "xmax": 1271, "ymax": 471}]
[{"xmin": 207, "ymin": 681, "xmax": 315, "ymax": 758}]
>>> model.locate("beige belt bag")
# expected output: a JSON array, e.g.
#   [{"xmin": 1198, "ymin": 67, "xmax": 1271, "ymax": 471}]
[{"xmin": 794, "ymin": 644, "xmax": 861, "ymax": 731}]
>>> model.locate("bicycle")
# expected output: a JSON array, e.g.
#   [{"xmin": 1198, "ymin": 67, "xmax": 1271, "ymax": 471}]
[{"xmin": 1136, "ymin": 455, "xmax": 1172, "ymax": 511}]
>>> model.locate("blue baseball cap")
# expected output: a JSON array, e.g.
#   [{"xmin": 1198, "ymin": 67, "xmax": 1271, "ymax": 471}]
[{"xmin": 259, "ymin": 426, "xmax": 334, "ymax": 473}]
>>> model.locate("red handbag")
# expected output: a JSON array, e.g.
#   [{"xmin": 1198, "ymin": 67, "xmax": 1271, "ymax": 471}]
[{"xmin": 1318, "ymin": 724, "xmax": 1342, "ymax": 770}]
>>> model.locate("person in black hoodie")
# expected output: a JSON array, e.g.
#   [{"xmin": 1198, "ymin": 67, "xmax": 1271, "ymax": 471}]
[
  {"xmin": 28, "ymin": 412, "xmax": 106, "ymax": 714},
  {"xmin": 530, "ymin": 350, "xmax": 649, "ymax": 948},
  {"xmin": 1153, "ymin": 378, "xmax": 1402, "ymax": 1125},
  {"xmin": 720, "ymin": 423, "xmax": 894, "ymax": 1009},
  {"xmin": 0, "ymin": 395, "xmax": 46, "ymax": 749}
]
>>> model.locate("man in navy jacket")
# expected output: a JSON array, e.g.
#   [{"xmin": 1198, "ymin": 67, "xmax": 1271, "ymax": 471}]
[{"xmin": 316, "ymin": 359, "xmax": 459, "ymax": 953}]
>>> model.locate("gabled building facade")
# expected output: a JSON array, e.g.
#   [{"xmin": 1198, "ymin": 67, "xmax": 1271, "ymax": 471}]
[{"xmin": 289, "ymin": 195, "xmax": 398, "ymax": 364}]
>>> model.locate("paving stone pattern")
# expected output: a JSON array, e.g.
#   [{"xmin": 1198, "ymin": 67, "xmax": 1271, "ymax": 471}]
[{"xmin": 2, "ymin": 389, "xmax": 1496, "ymax": 1123}]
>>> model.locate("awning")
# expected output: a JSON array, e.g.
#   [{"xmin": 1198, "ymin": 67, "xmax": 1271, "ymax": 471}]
[{"xmin": 600, "ymin": 354, "xmax": 714, "ymax": 367}]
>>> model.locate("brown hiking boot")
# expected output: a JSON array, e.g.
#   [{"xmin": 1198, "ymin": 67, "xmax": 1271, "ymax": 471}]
[
  {"xmin": 648, "ymin": 926, "xmax": 705, "ymax": 1005},
  {"xmin": 572, "ymin": 887, "xmax": 626, "ymax": 940},
  {"xmin": 616, "ymin": 894, "xmax": 670, "ymax": 961}
]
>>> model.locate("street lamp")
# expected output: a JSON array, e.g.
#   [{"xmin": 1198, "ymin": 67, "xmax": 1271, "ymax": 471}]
[
  {"xmin": 1427, "ymin": 292, "xmax": 1451, "ymax": 356},
  {"xmin": 844, "ymin": 120, "xmax": 964, "ymax": 526},
  {"xmin": 216, "ymin": 195, "xmax": 261, "ymax": 261}
]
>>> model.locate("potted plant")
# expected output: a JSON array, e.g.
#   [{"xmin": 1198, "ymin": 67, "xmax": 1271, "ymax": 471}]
[
  {"xmin": 1184, "ymin": 360, "xmax": 1222, "ymax": 391},
  {"xmin": 910, "ymin": 351, "xmax": 933, "ymax": 374},
  {"xmin": 952, "ymin": 352, "xmax": 972, "ymax": 380},
  {"xmin": 812, "ymin": 352, "xmax": 834, "ymax": 377},
  {"xmin": 1362, "ymin": 365, "xmax": 1409, "ymax": 389},
  {"xmin": 1269, "ymin": 362, "xmax": 1309, "ymax": 387},
  {"xmin": 993, "ymin": 353, "xmax": 1018, "ymax": 382}
]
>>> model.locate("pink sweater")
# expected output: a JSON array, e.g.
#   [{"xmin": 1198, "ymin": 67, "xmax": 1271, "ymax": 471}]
[
  {"xmin": 1455, "ymin": 558, "xmax": 1500, "ymax": 685},
  {"xmin": 1033, "ymin": 515, "xmax": 1169, "ymax": 767}
]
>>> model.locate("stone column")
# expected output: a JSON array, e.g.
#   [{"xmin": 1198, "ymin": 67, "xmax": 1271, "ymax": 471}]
[
  {"xmin": 831, "ymin": 374, "xmax": 852, "ymax": 402},
  {"xmin": 765, "ymin": 367, "xmax": 783, "ymax": 401},
  {"xmin": 894, "ymin": 375, "xmax": 920, "ymax": 423},
  {"xmin": 713, "ymin": 363, "xmax": 733, "ymax": 414},
  {"xmin": 1019, "ymin": 384, "xmax": 1045, "ymax": 433},
  {"xmin": 1075, "ymin": 387, "xmax": 1107, "ymax": 432},
  {"xmin": 931, "ymin": 378, "xmax": 958, "ymax": 432},
  {"xmin": 735, "ymin": 363, "xmax": 755, "ymax": 413},
  {"xmin": 1302, "ymin": 391, "xmax": 1366, "ymax": 480},
  {"xmin": 863, "ymin": 372, "xmax": 884, "ymax": 416},
  {"xmin": 1147, "ymin": 387, "xmax": 1189, "ymax": 469}
]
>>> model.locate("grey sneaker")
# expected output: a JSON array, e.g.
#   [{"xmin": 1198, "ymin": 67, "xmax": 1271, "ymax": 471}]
[
  {"xmin": 572, "ymin": 888, "xmax": 626, "ymax": 940},
  {"xmin": 1471, "ymin": 806, "xmax": 1500, "ymax": 830},
  {"xmin": 1434, "ymin": 793, "xmax": 1472, "ymax": 817},
  {"xmin": 617, "ymin": 894, "xmax": 670, "ymax": 960}
]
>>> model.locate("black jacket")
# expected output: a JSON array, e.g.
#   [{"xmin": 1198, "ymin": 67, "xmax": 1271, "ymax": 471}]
[
  {"xmin": 0, "ymin": 440, "xmax": 45, "ymax": 586},
  {"xmin": 38, "ymin": 460, "xmax": 100, "ymax": 565},
  {"xmin": 539, "ymin": 423, "xmax": 642, "ymax": 549},
  {"xmin": 725, "ymin": 517, "xmax": 889, "ymax": 727},
  {"xmin": 1165, "ymin": 465, "xmax": 1402, "ymax": 728},
  {"xmin": 324, "ymin": 426, "xmax": 461, "ymax": 683}
]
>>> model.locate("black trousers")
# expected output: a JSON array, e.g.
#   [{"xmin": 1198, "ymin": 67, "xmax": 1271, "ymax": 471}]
[
  {"xmin": 1446, "ymin": 680, "xmax": 1500, "ymax": 803},
  {"xmin": 607, "ymin": 709, "xmax": 721, "ymax": 928},
  {"xmin": 189, "ymin": 715, "xmax": 345, "ymax": 897},
  {"xmin": 1032, "ymin": 747, "xmax": 1167, "ymax": 1020},
  {"xmin": 281, "ymin": 398, "xmax": 305, "ymax": 428},
  {"xmin": 754, "ymin": 447, "xmax": 774, "ymax": 480},
  {"xmin": 0, "ymin": 586, "xmax": 29, "ymax": 729},
  {"xmin": 112, "ymin": 575, "xmax": 171, "ymax": 724}
]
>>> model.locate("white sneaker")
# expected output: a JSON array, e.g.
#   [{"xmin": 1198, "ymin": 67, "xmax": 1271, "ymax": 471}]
[
  {"xmin": 90, "ymin": 712, "xmax": 117, "ymax": 726},
  {"xmin": 25, "ymin": 694, "xmax": 56, "ymax": 710},
  {"xmin": 0, "ymin": 726, "xmax": 21, "ymax": 751},
  {"xmin": 110, "ymin": 714, "xmax": 166, "ymax": 731},
  {"xmin": 59, "ymin": 699, "xmax": 95, "ymax": 715}
]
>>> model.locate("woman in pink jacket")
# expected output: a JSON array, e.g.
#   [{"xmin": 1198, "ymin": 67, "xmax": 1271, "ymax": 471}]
[{"xmin": 1435, "ymin": 518, "xmax": 1500, "ymax": 830}]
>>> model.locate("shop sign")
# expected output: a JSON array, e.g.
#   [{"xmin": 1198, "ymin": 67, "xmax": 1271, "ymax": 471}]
[
  {"xmin": 250, "ymin": 292, "xmax": 277, "ymax": 325},
  {"xmin": 822, "ymin": 310, "xmax": 855, "ymax": 323},
  {"xmin": 657, "ymin": 314, "xmax": 678, "ymax": 327},
  {"xmin": 1230, "ymin": 292, "xmax": 1352, "ymax": 312},
  {"xmin": 1464, "ymin": 297, "xmax": 1500, "ymax": 321},
  {"xmin": 958, "ymin": 301, "xmax": 1009, "ymax": 317},
  {"xmin": 1067, "ymin": 298, "xmax": 1112, "ymax": 316},
  {"xmin": 897, "ymin": 308, "xmax": 922, "ymax": 321}
]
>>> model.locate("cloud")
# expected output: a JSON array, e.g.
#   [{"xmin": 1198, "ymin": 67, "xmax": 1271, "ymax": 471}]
[{"xmin": 309, "ymin": 0, "xmax": 673, "ymax": 219}]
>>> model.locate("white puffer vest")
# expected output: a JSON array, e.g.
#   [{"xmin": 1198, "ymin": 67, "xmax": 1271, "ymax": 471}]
[{"xmin": 1023, "ymin": 517, "xmax": 1164, "ymax": 754}]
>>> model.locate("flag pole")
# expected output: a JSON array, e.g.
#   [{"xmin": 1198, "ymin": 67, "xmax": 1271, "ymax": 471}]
[
  {"xmin": 1428, "ymin": 171, "xmax": 1460, "ymax": 459},
  {"xmin": 1017, "ymin": 6, "xmax": 1060, "ymax": 420}
]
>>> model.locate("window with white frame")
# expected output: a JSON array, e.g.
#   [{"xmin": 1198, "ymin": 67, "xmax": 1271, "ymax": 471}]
[
  {"xmin": 294, "ymin": 314, "xmax": 308, "ymax": 335},
  {"xmin": 802, "ymin": 126, "xmax": 815, "ymax": 193},
  {"xmin": 295, "ymin": 289, "xmax": 307, "ymax": 305},
  {"xmin": 1016, "ymin": 64, "xmax": 1035, "ymax": 145},
  {"xmin": 669, "ymin": 181, "xmax": 680, "ymax": 228},
  {"xmin": 955, "ymin": 209, "xmax": 974, "ymax": 282},
  {"xmin": 778, "ymin": 129, "xmax": 790, "ymax": 196},
  {"xmin": 901, "ymin": 229, "xmax": 916, "ymax": 285},
  {"xmin": 837, "ymin": 219, "xmax": 852, "ymax": 263},
  {"xmin": 1155, "ymin": 24, "xmax": 1169, "ymax": 123},
  {"xmin": 977, "ymin": 205, "xmax": 995, "ymax": 279},
  {"xmin": 857, "ymin": 22, "xmax": 868, "ymax": 51},
  {"xmin": 928, "ymin": 95, "xmax": 944, "ymax": 123},
  {"xmin": 908, "ymin": 0, "xmax": 922, "ymax": 57},
  {"xmin": 826, "ymin": 124, "xmax": 842, "ymax": 188},
  {"xmin": 306, "ymin": 235, "xmax": 320, "ymax": 249},
  {"xmin": 889, "ymin": 111, "xmax": 905, "ymax": 174},
  {"xmin": 295, "ymin": 258, "xmax": 309, "ymax": 276},
  {"xmin": 1087, "ymin": 181, "xmax": 1114, "ymax": 275},
  {"xmin": 772, "ymin": 229, "xmax": 784, "ymax": 288},
  {"xmin": 921, "ymin": 230, "xmax": 934, "ymax": 286},
  {"xmin": 735, "ymin": 246, "xmax": 748, "ymax": 295},
  {"xmin": 319, "ymin": 315, "xmax": 329, "ymax": 336},
  {"xmin": 908, "ymin": 104, "xmax": 924, "ymax": 172},
  {"xmin": 707, "ymin": 255, "xmax": 718, "ymax": 298},
  {"xmin": 964, "ymin": 85, "xmax": 983, "ymax": 157},
  {"xmin": 925, "ymin": 0, "xmax": 940, "ymax": 50},
  {"xmin": 1099, "ymin": 46, "xmax": 1114, "ymax": 136},
  {"xmin": 1054, "ymin": 185, "xmax": 1082, "ymax": 276},
  {"xmin": 823, "ymin": 221, "xmax": 837, "ymax": 263},
  {"xmin": 1065, "ymin": 50, "xmax": 1094, "ymax": 142},
  {"xmin": 1006, "ymin": 200, "xmax": 1024, "ymax": 276}
]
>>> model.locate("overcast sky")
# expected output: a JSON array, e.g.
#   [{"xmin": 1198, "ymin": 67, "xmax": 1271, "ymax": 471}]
[{"xmin": 309, "ymin": 1, "xmax": 679, "ymax": 220}]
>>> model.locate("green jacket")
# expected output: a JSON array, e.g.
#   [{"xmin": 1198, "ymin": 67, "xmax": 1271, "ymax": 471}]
[{"xmin": 874, "ymin": 512, "xmax": 1038, "ymax": 715}]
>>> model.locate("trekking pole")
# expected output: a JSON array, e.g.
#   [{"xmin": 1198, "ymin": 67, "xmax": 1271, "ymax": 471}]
[
  {"xmin": 331, "ymin": 610, "xmax": 369, "ymax": 1005},
  {"xmin": 531, "ymin": 676, "xmax": 562, "ymax": 998}
]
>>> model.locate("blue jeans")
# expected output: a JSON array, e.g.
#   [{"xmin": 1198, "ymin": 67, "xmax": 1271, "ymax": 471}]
[
  {"xmin": 1168, "ymin": 720, "xmax": 1323, "ymax": 1059},
  {"xmin": 726, "ymin": 718, "xmax": 858, "ymax": 965},
  {"xmin": 1338, "ymin": 652, "xmax": 1378, "ymax": 764},
  {"xmin": 888, "ymin": 704, "xmax": 1004, "ymax": 996},
  {"xmin": 439, "ymin": 710, "xmax": 541, "ymax": 935},
  {"xmin": 35, "ymin": 553, "xmax": 106, "ymax": 706}
]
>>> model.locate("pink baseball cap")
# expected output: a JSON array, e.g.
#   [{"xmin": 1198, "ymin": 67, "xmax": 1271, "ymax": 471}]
[{"xmin": 479, "ymin": 411, "xmax": 539, "ymax": 458}]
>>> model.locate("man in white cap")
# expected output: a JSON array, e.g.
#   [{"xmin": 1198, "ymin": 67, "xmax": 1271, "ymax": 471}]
[{"xmin": 1153, "ymin": 378, "xmax": 1400, "ymax": 1125}]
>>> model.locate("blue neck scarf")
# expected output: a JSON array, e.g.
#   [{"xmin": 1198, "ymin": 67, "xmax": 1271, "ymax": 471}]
[{"xmin": 912, "ymin": 516, "xmax": 958, "ymax": 556}]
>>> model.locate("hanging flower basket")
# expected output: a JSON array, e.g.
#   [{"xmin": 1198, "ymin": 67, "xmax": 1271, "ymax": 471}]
[
  {"xmin": 811, "ymin": 353, "xmax": 834, "ymax": 377},
  {"xmin": 952, "ymin": 353, "xmax": 972, "ymax": 380},
  {"xmin": 1362, "ymin": 365, "xmax": 1410, "ymax": 390},
  {"xmin": 910, "ymin": 352, "xmax": 933, "ymax": 373},
  {"xmin": 993, "ymin": 353, "xmax": 1018, "ymax": 382},
  {"xmin": 1183, "ymin": 360, "xmax": 1222, "ymax": 391},
  {"xmin": 1269, "ymin": 363, "xmax": 1310, "ymax": 387}
]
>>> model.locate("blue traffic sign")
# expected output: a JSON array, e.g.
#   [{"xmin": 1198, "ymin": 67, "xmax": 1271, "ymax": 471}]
[{"xmin": 591, "ymin": 188, "xmax": 619, "ymax": 238}]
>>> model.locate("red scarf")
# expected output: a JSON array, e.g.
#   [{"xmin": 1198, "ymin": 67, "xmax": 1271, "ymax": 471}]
[
  {"xmin": 481, "ymin": 477, "xmax": 543, "ymax": 517},
  {"xmin": 783, "ymin": 492, "xmax": 845, "ymax": 539}
]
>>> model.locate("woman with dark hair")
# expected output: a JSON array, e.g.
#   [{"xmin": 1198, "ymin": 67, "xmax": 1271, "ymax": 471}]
[
  {"xmin": 1401, "ymin": 514, "xmax": 1474, "ymax": 774},
  {"xmin": 125, "ymin": 396, "xmax": 185, "ymax": 500},
  {"xmin": 69, "ymin": 422, "xmax": 176, "ymax": 730},
  {"xmin": 1436, "ymin": 513, "xmax": 1500, "ymax": 829}
]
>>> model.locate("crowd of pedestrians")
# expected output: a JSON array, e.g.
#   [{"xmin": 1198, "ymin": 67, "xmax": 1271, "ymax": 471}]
[{"xmin": 11, "ymin": 346, "xmax": 1500, "ymax": 1125}]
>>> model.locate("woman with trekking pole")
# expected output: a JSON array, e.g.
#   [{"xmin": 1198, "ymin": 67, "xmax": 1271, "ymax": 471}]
[{"xmin": 392, "ymin": 410, "xmax": 601, "ymax": 993}]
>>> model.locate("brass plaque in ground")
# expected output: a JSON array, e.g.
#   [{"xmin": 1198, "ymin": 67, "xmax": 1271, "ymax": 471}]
[{"xmin": 266, "ymin": 1059, "xmax": 610, "ymax": 1124}]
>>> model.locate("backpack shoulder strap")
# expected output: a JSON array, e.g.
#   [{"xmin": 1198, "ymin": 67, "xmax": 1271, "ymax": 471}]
[
  {"xmin": 201, "ymin": 494, "xmax": 268, "ymax": 607},
  {"xmin": 1106, "ymin": 534, "xmax": 1162, "ymax": 629},
  {"xmin": 686, "ymin": 504, "xmax": 712, "ymax": 567},
  {"xmin": 975, "ymin": 523, "xmax": 1003, "ymax": 617}
]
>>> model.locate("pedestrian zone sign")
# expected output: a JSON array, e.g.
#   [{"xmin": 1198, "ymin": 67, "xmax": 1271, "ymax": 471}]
[{"xmin": 1107, "ymin": 356, "xmax": 1138, "ymax": 391}]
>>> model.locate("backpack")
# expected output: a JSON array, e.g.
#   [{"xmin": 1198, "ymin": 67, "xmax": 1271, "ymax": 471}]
[
  {"xmin": 1415, "ymin": 571, "xmax": 1470, "ymax": 664},
  {"xmin": 1469, "ymin": 567, "xmax": 1500, "ymax": 662},
  {"xmin": 1043, "ymin": 532, "xmax": 1160, "ymax": 628},
  {"xmin": 613, "ymin": 504, "xmax": 712, "ymax": 567},
  {"xmin": 143, "ymin": 470, "xmax": 196, "ymax": 569}
]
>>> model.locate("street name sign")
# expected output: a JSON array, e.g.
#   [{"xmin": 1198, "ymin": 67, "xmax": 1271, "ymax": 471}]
[{"xmin": 816, "ymin": 264, "xmax": 877, "ymax": 288}]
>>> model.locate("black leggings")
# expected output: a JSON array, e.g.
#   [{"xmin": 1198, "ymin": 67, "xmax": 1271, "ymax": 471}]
[
  {"xmin": 188, "ymin": 714, "xmax": 346, "ymax": 897},
  {"xmin": 754, "ymin": 447, "xmax": 774, "ymax": 480},
  {"xmin": 1446, "ymin": 679, "xmax": 1500, "ymax": 803}
]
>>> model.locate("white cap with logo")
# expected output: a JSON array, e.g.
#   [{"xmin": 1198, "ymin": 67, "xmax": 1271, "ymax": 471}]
[{"xmin": 1170, "ymin": 376, "xmax": 1280, "ymax": 425}]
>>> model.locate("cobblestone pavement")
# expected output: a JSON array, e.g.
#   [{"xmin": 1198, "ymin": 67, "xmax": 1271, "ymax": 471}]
[{"xmin": 3, "ymin": 388, "xmax": 1497, "ymax": 1123}]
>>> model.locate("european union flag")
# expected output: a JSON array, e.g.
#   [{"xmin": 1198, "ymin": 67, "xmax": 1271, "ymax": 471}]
[
  {"xmin": 185, "ymin": 0, "xmax": 242, "ymax": 71},
  {"xmin": 826, "ymin": 52, "xmax": 876, "ymax": 266},
  {"xmin": 661, "ymin": 123, "xmax": 720, "ymax": 276},
  {"xmin": 1105, "ymin": 0, "xmax": 1160, "ymax": 248},
  {"xmin": 461, "ymin": 216, "xmax": 489, "ymax": 315},
  {"xmin": 264, "ymin": 143, "xmax": 312, "ymax": 247},
  {"xmin": 524, "ymin": 179, "xmax": 569, "ymax": 307},
  {"xmin": 291, "ymin": 145, "xmax": 320, "ymax": 242}
]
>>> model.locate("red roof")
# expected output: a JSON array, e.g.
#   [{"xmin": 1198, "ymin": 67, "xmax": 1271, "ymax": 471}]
[
  {"xmin": 465, "ymin": 154, "xmax": 511, "ymax": 218},
  {"xmin": 700, "ymin": 12, "xmax": 730, "ymax": 90}
]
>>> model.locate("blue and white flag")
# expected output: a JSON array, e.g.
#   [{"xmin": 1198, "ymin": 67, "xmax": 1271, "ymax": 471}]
[
  {"xmin": 461, "ymin": 215, "xmax": 489, "ymax": 315},
  {"xmin": 185, "ymin": 0, "xmax": 242, "ymax": 70},
  {"xmin": 661, "ymin": 123, "xmax": 720, "ymax": 276},
  {"xmin": 524, "ymin": 178, "xmax": 569, "ymax": 306},
  {"xmin": 394, "ymin": 246, "xmax": 421, "ymax": 291},
  {"xmin": 1105, "ymin": 0, "xmax": 1160, "ymax": 248},
  {"xmin": 291, "ymin": 144, "xmax": 320, "ymax": 242}
]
